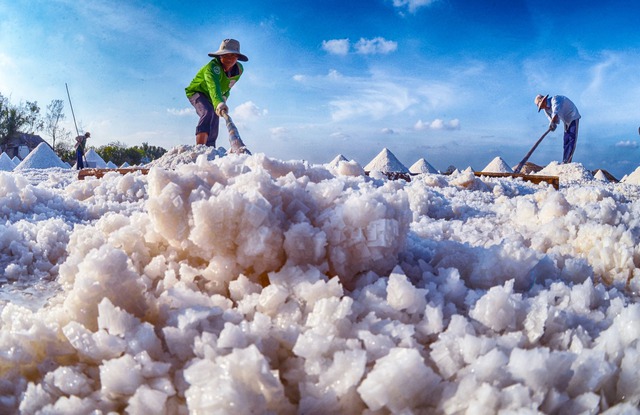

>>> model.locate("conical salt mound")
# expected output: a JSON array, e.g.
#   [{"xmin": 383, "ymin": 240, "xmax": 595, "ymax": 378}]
[
  {"xmin": 409, "ymin": 158, "xmax": 438, "ymax": 174},
  {"xmin": 85, "ymin": 149, "xmax": 107, "ymax": 168},
  {"xmin": 328, "ymin": 154, "xmax": 349, "ymax": 169},
  {"xmin": 0, "ymin": 152, "xmax": 15, "ymax": 171},
  {"xmin": 364, "ymin": 148, "xmax": 409, "ymax": 173},
  {"xmin": 593, "ymin": 170, "xmax": 608, "ymax": 182},
  {"xmin": 11, "ymin": 156, "xmax": 20, "ymax": 166},
  {"xmin": 15, "ymin": 143, "xmax": 68, "ymax": 170},
  {"xmin": 482, "ymin": 156, "xmax": 513, "ymax": 173},
  {"xmin": 621, "ymin": 166, "xmax": 640, "ymax": 185}
]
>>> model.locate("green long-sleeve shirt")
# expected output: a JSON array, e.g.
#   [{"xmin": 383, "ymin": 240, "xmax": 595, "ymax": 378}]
[{"xmin": 185, "ymin": 57, "xmax": 243, "ymax": 108}]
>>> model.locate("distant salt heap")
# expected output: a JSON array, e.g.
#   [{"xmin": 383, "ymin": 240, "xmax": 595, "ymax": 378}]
[
  {"xmin": 364, "ymin": 148, "xmax": 409, "ymax": 173},
  {"xmin": 11, "ymin": 156, "xmax": 20, "ymax": 166},
  {"xmin": 482, "ymin": 156, "xmax": 513, "ymax": 173},
  {"xmin": 84, "ymin": 149, "xmax": 108, "ymax": 168},
  {"xmin": 621, "ymin": 166, "xmax": 640, "ymax": 185},
  {"xmin": 14, "ymin": 142, "xmax": 68, "ymax": 170},
  {"xmin": 409, "ymin": 158, "xmax": 438, "ymax": 174},
  {"xmin": 593, "ymin": 170, "xmax": 608, "ymax": 182},
  {"xmin": 0, "ymin": 152, "xmax": 15, "ymax": 171},
  {"xmin": 106, "ymin": 161, "xmax": 118, "ymax": 169},
  {"xmin": 327, "ymin": 154, "xmax": 349, "ymax": 169}
]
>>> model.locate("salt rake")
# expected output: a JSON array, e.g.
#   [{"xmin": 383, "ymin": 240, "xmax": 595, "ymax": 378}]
[
  {"xmin": 221, "ymin": 111, "xmax": 251, "ymax": 155},
  {"xmin": 514, "ymin": 127, "xmax": 553, "ymax": 174}
]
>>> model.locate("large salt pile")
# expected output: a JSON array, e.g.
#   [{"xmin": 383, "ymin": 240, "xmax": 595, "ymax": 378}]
[
  {"xmin": 0, "ymin": 152, "xmax": 15, "ymax": 171},
  {"xmin": 0, "ymin": 146, "xmax": 638, "ymax": 414},
  {"xmin": 84, "ymin": 149, "xmax": 108, "ymax": 168},
  {"xmin": 481, "ymin": 156, "xmax": 513, "ymax": 173},
  {"xmin": 327, "ymin": 154, "xmax": 348, "ymax": 169},
  {"xmin": 14, "ymin": 142, "xmax": 68, "ymax": 170},
  {"xmin": 409, "ymin": 158, "xmax": 438, "ymax": 174},
  {"xmin": 621, "ymin": 166, "xmax": 640, "ymax": 185},
  {"xmin": 364, "ymin": 147, "xmax": 409, "ymax": 173},
  {"xmin": 594, "ymin": 169, "xmax": 608, "ymax": 182}
]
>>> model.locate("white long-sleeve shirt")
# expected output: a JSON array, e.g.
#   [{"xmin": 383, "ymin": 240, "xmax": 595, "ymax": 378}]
[{"xmin": 543, "ymin": 95, "xmax": 581, "ymax": 126}]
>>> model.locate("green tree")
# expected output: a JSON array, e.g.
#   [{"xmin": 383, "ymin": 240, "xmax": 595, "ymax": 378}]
[
  {"xmin": 44, "ymin": 99, "xmax": 70, "ymax": 151},
  {"xmin": 22, "ymin": 101, "xmax": 43, "ymax": 134},
  {"xmin": 0, "ymin": 93, "xmax": 40, "ymax": 152}
]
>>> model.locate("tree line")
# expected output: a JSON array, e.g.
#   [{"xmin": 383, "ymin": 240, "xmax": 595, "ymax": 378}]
[{"xmin": 0, "ymin": 92, "xmax": 166, "ymax": 166}]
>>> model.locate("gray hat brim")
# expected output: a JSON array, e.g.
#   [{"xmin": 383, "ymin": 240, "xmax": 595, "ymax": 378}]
[
  {"xmin": 537, "ymin": 95, "xmax": 549, "ymax": 112},
  {"xmin": 208, "ymin": 51, "xmax": 248, "ymax": 62}
]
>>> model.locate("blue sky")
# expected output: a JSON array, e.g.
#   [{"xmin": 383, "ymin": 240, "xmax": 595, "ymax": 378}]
[{"xmin": 1, "ymin": 0, "xmax": 639, "ymax": 178}]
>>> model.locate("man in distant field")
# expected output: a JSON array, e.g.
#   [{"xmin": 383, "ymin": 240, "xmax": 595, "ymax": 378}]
[
  {"xmin": 534, "ymin": 94, "xmax": 581, "ymax": 163},
  {"xmin": 75, "ymin": 132, "xmax": 90, "ymax": 170}
]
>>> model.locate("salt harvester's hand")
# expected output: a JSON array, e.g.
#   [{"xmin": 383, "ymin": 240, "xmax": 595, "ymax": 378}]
[{"xmin": 215, "ymin": 102, "xmax": 228, "ymax": 117}]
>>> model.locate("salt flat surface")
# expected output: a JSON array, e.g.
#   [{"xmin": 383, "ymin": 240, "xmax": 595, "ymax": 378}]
[{"xmin": 0, "ymin": 146, "xmax": 639, "ymax": 414}]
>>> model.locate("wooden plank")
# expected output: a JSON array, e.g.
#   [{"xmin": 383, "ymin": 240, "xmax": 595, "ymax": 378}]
[
  {"xmin": 78, "ymin": 168, "xmax": 150, "ymax": 180},
  {"xmin": 474, "ymin": 171, "xmax": 559, "ymax": 189}
]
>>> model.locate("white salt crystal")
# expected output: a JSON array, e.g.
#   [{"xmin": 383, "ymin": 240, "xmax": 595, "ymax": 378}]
[
  {"xmin": 217, "ymin": 322, "xmax": 248, "ymax": 349},
  {"xmin": 126, "ymin": 385, "xmax": 169, "ymax": 415},
  {"xmin": 100, "ymin": 354, "xmax": 144, "ymax": 397},
  {"xmin": 63, "ymin": 322, "xmax": 126, "ymax": 361},
  {"xmin": 317, "ymin": 349, "xmax": 366, "ymax": 397},
  {"xmin": 97, "ymin": 297, "xmax": 139, "ymax": 337},
  {"xmin": 386, "ymin": 270, "xmax": 427, "ymax": 314},
  {"xmin": 257, "ymin": 283, "xmax": 290, "ymax": 313},
  {"xmin": 470, "ymin": 280, "xmax": 521, "ymax": 332},
  {"xmin": 357, "ymin": 348, "xmax": 440, "ymax": 411},
  {"xmin": 416, "ymin": 303, "xmax": 444, "ymax": 335},
  {"xmin": 616, "ymin": 345, "xmax": 640, "ymax": 403},
  {"xmin": 47, "ymin": 366, "xmax": 93, "ymax": 397}
]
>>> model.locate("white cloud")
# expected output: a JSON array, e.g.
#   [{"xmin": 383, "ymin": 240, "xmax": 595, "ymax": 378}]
[
  {"xmin": 330, "ymin": 131, "xmax": 350, "ymax": 139},
  {"xmin": 415, "ymin": 118, "xmax": 460, "ymax": 131},
  {"xmin": 234, "ymin": 101, "xmax": 267, "ymax": 122},
  {"xmin": 329, "ymin": 83, "xmax": 416, "ymax": 121},
  {"xmin": 322, "ymin": 37, "xmax": 397, "ymax": 55},
  {"xmin": 322, "ymin": 39, "xmax": 350, "ymax": 55},
  {"xmin": 392, "ymin": 0, "xmax": 438, "ymax": 13},
  {"xmin": 167, "ymin": 107, "xmax": 193, "ymax": 116},
  {"xmin": 354, "ymin": 37, "xmax": 398, "ymax": 55},
  {"xmin": 615, "ymin": 140, "xmax": 638, "ymax": 148},
  {"xmin": 271, "ymin": 127, "xmax": 289, "ymax": 137}
]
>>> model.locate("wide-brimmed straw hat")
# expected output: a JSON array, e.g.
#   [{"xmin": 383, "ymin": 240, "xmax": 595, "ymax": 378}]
[
  {"xmin": 534, "ymin": 94, "xmax": 549, "ymax": 112},
  {"xmin": 208, "ymin": 38, "xmax": 248, "ymax": 62}
]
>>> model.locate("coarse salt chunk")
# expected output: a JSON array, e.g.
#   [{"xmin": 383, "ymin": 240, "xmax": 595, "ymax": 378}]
[
  {"xmin": 470, "ymin": 280, "xmax": 521, "ymax": 333},
  {"xmin": 46, "ymin": 366, "xmax": 93, "ymax": 397},
  {"xmin": 100, "ymin": 354, "xmax": 144, "ymax": 397},
  {"xmin": 126, "ymin": 384, "xmax": 169, "ymax": 415},
  {"xmin": 386, "ymin": 270, "xmax": 427, "ymax": 314},
  {"xmin": 357, "ymin": 348, "xmax": 441, "ymax": 412}
]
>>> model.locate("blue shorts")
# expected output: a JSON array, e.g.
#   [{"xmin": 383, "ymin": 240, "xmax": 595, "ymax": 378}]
[{"xmin": 188, "ymin": 92, "xmax": 219, "ymax": 147}]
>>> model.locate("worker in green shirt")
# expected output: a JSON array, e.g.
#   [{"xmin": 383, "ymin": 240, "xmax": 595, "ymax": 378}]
[{"xmin": 185, "ymin": 38, "xmax": 248, "ymax": 147}]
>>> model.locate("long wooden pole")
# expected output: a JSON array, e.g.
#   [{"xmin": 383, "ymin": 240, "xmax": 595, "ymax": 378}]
[
  {"xmin": 514, "ymin": 127, "xmax": 552, "ymax": 174},
  {"xmin": 65, "ymin": 83, "xmax": 80, "ymax": 137}
]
